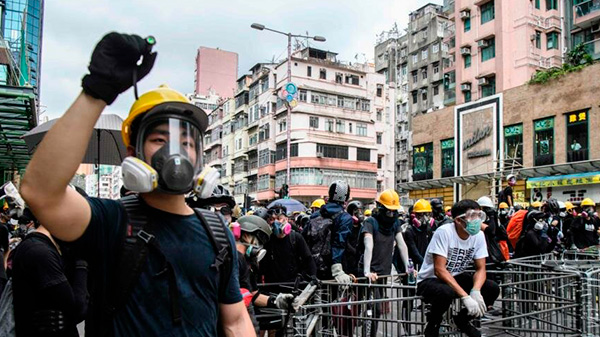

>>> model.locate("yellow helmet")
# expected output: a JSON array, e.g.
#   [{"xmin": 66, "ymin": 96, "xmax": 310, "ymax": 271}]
[
  {"xmin": 376, "ymin": 189, "xmax": 401, "ymax": 210},
  {"xmin": 246, "ymin": 210, "xmax": 254, "ymax": 216},
  {"xmin": 531, "ymin": 201, "xmax": 543, "ymax": 208},
  {"xmin": 565, "ymin": 201, "xmax": 575, "ymax": 210},
  {"xmin": 444, "ymin": 205, "xmax": 452, "ymax": 213},
  {"xmin": 121, "ymin": 85, "xmax": 207, "ymax": 148},
  {"xmin": 499, "ymin": 202, "xmax": 509, "ymax": 209},
  {"xmin": 364, "ymin": 209, "xmax": 372, "ymax": 216},
  {"xmin": 310, "ymin": 198, "xmax": 325, "ymax": 209},
  {"xmin": 581, "ymin": 198, "xmax": 596, "ymax": 207},
  {"xmin": 413, "ymin": 199, "xmax": 433, "ymax": 213}
]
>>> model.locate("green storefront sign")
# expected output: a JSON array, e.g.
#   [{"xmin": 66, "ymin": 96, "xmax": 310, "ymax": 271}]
[
  {"xmin": 504, "ymin": 125, "xmax": 522, "ymax": 137},
  {"xmin": 441, "ymin": 139, "xmax": 454, "ymax": 150},
  {"xmin": 534, "ymin": 118, "xmax": 554, "ymax": 131}
]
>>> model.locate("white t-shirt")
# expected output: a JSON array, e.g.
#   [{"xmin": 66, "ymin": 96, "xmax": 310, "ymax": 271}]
[{"xmin": 417, "ymin": 223, "xmax": 488, "ymax": 283}]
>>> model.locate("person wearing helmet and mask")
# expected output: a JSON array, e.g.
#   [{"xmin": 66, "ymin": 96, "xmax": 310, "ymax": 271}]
[
  {"xmin": 530, "ymin": 201, "xmax": 543, "ymax": 212},
  {"xmin": 304, "ymin": 180, "xmax": 354, "ymax": 283},
  {"xmin": 361, "ymin": 189, "xmax": 410, "ymax": 337},
  {"xmin": 404, "ymin": 199, "xmax": 434, "ymax": 268},
  {"xmin": 233, "ymin": 215, "xmax": 293, "ymax": 335},
  {"xmin": 514, "ymin": 211, "xmax": 558, "ymax": 258},
  {"xmin": 19, "ymin": 33, "xmax": 253, "ymax": 336},
  {"xmin": 310, "ymin": 198, "xmax": 325, "ymax": 215},
  {"xmin": 344, "ymin": 200, "xmax": 365, "ymax": 278},
  {"xmin": 430, "ymin": 199, "xmax": 453, "ymax": 232},
  {"xmin": 364, "ymin": 209, "xmax": 372, "ymax": 217},
  {"xmin": 571, "ymin": 198, "xmax": 600, "ymax": 249},
  {"xmin": 477, "ymin": 196, "xmax": 505, "ymax": 265},
  {"xmin": 417, "ymin": 199, "xmax": 499, "ymax": 337},
  {"xmin": 561, "ymin": 201, "xmax": 576, "ymax": 248}
]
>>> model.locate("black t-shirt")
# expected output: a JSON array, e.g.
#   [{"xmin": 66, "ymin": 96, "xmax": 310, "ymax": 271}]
[
  {"xmin": 362, "ymin": 218, "xmax": 401, "ymax": 275},
  {"xmin": 12, "ymin": 233, "xmax": 80, "ymax": 337},
  {"xmin": 75, "ymin": 197, "xmax": 241, "ymax": 337},
  {"xmin": 237, "ymin": 251, "xmax": 258, "ymax": 292},
  {"xmin": 0, "ymin": 223, "xmax": 8, "ymax": 280},
  {"xmin": 499, "ymin": 186, "xmax": 513, "ymax": 204},
  {"xmin": 260, "ymin": 231, "xmax": 315, "ymax": 283}
]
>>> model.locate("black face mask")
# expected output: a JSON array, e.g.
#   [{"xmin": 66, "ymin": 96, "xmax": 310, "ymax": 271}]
[{"xmin": 151, "ymin": 143, "xmax": 195, "ymax": 194}]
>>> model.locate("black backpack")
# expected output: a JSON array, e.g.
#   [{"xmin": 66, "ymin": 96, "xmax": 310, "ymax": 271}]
[
  {"xmin": 305, "ymin": 210, "xmax": 343, "ymax": 274},
  {"xmin": 88, "ymin": 195, "xmax": 233, "ymax": 336}
]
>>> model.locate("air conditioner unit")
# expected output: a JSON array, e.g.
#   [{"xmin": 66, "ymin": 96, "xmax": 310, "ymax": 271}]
[
  {"xmin": 477, "ymin": 39, "xmax": 489, "ymax": 48},
  {"xmin": 592, "ymin": 23, "xmax": 600, "ymax": 33},
  {"xmin": 460, "ymin": 10, "xmax": 471, "ymax": 20},
  {"xmin": 478, "ymin": 77, "xmax": 489, "ymax": 85},
  {"xmin": 460, "ymin": 47, "xmax": 471, "ymax": 55},
  {"xmin": 530, "ymin": 34, "xmax": 537, "ymax": 41},
  {"xmin": 460, "ymin": 83, "xmax": 472, "ymax": 91},
  {"xmin": 316, "ymin": 151, "xmax": 324, "ymax": 158}
]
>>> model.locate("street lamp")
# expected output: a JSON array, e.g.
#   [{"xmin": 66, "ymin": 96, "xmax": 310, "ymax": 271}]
[{"xmin": 251, "ymin": 23, "xmax": 326, "ymax": 191}]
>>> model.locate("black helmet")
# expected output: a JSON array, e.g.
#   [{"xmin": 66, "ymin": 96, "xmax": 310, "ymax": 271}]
[
  {"xmin": 186, "ymin": 184, "xmax": 236, "ymax": 209},
  {"xmin": 430, "ymin": 198, "xmax": 444, "ymax": 214},
  {"xmin": 268, "ymin": 203, "xmax": 287, "ymax": 216},
  {"xmin": 238, "ymin": 215, "xmax": 272, "ymax": 245},
  {"xmin": 545, "ymin": 198, "xmax": 560, "ymax": 215},
  {"xmin": 347, "ymin": 200, "xmax": 363, "ymax": 215},
  {"xmin": 328, "ymin": 180, "xmax": 350, "ymax": 204},
  {"xmin": 527, "ymin": 210, "xmax": 546, "ymax": 222},
  {"xmin": 295, "ymin": 213, "xmax": 310, "ymax": 228},
  {"xmin": 253, "ymin": 207, "xmax": 270, "ymax": 221}
]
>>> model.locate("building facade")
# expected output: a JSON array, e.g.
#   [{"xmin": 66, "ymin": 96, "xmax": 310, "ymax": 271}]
[
  {"xmin": 402, "ymin": 63, "xmax": 600, "ymax": 206},
  {"xmin": 194, "ymin": 47, "xmax": 238, "ymax": 98},
  {"xmin": 569, "ymin": 0, "xmax": 600, "ymax": 60}
]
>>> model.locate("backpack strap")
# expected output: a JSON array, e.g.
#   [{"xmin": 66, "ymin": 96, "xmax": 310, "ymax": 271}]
[
  {"xmin": 112, "ymin": 195, "xmax": 182, "ymax": 326},
  {"xmin": 193, "ymin": 208, "xmax": 233, "ymax": 301}
]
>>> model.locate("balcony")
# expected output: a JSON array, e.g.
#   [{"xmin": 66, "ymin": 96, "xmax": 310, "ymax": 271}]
[
  {"xmin": 568, "ymin": 148, "xmax": 589, "ymax": 162},
  {"xmin": 534, "ymin": 154, "xmax": 554, "ymax": 167},
  {"xmin": 574, "ymin": 0, "xmax": 600, "ymax": 28},
  {"xmin": 582, "ymin": 38, "xmax": 600, "ymax": 60},
  {"xmin": 443, "ymin": 89, "xmax": 456, "ymax": 106}
]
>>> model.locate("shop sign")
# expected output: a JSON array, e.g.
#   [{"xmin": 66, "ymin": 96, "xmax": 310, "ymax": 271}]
[
  {"xmin": 441, "ymin": 139, "xmax": 454, "ymax": 150},
  {"xmin": 567, "ymin": 110, "xmax": 587, "ymax": 125},
  {"xmin": 526, "ymin": 172, "xmax": 600, "ymax": 189},
  {"xmin": 504, "ymin": 124, "xmax": 522, "ymax": 137},
  {"xmin": 463, "ymin": 125, "xmax": 492, "ymax": 150},
  {"xmin": 467, "ymin": 149, "xmax": 491, "ymax": 158},
  {"xmin": 534, "ymin": 118, "xmax": 554, "ymax": 131}
]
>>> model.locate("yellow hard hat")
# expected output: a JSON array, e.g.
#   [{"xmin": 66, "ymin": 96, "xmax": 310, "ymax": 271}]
[
  {"xmin": 499, "ymin": 202, "xmax": 509, "ymax": 209},
  {"xmin": 581, "ymin": 198, "xmax": 596, "ymax": 207},
  {"xmin": 565, "ymin": 201, "xmax": 574, "ymax": 210},
  {"xmin": 246, "ymin": 210, "xmax": 254, "ymax": 216},
  {"xmin": 531, "ymin": 201, "xmax": 543, "ymax": 208},
  {"xmin": 364, "ymin": 209, "xmax": 372, "ymax": 216},
  {"xmin": 311, "ymin": 198, "xmax": 325, "ymax": 209},
  {"xmin": 121, "ymin": 85, "xmax": 207, "ymax": 148},
  {"xmin": 376, "ymin": 189, "xmax": 401, "ymax": 210},
  {"xmin": 413, "ymin": 199, "xmax": 433, "ymax": 213},
  {"xmin": 444, "ymin": 205, "xmax": 452, "ymax": 213}
]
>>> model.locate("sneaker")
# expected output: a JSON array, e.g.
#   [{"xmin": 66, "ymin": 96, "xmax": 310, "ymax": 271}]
[
  {"xmin": 453, "ymin": 314, "xmax": 482, "ymax": 337},
  {"xmin": 423, "ymin": 322, "xmax": 440, "ymax": 337}
]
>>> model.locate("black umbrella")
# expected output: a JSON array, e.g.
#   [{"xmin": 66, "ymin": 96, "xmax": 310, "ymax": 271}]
[{"xmin": 22, "ymin": 114, "xmax": 127, "ymax": 194}]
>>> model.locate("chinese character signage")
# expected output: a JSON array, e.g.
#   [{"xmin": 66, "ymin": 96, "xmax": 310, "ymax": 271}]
[
  {"xmin": 441, "ymin": 139, "xmax": 454, "ymax": 150},
  {"xmin": 567, "ymin": 110, "xmax": 588, "ymax": 125},
  {"xmin": 504, "ymin": 124, "xmax": 522, "ymax": 137},
  {"xmin": 534, "ymin": 118, "xmax": 554, "ymax": 131},
  {"xmin": 526, "ymin": 172, "xmax": 600, "ymax": 189}
]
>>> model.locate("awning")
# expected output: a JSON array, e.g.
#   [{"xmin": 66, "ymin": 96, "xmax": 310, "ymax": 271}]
[
  {"xmin": 398, "ymin": 159, "xmax": 600, "ymax": 192},
  {"xmin": 0, "ymin": 85, "xmax": 37, "ymax": 172},
  {"xmin": 526, "ymin": 171, "xmax": 600, "ymax": 189}
]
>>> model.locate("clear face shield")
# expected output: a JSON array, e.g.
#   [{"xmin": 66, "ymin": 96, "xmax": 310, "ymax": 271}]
[{"xmin": 137, "ymin": 118, "xmax": 204, "ymax": 194}]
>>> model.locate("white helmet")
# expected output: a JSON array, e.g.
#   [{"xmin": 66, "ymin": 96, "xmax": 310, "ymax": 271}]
[
  {"xmin": 328, "ymin": 180, "xmax": 350, "ymax": 204},
  {"xmin": 557, "ymin": 201, "xmax": 566, "ymax": 211},
  {"xmin": 477, "ymin": 196, "xmax": 494, "ymax": 209}
]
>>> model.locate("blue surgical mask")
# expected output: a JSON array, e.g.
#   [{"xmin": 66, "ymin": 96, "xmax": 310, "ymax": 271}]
[{"xmin": 465, "ymin": 219, "xmax": 482, "ymax": 236}]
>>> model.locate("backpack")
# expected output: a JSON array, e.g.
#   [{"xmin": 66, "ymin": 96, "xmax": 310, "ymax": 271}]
[
  {"xmin": 89, "ymin": 195, "xmax": 233, "ymax": 336},
  {"xmin": 0, "ymin": 279, "xmax": 15, "ymax": 337},
  {"xmin": 305, "ymin": 210, "xmax": 343, "ymax": 273},
  {"xmin": 507, "ymin": 209, "xmax": 528, "ymax": 249}
]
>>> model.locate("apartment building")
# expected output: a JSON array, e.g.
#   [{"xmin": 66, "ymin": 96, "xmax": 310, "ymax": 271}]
[{"xmin": 569, "ymin": 0, "xmax": 600, "ymax": 59}]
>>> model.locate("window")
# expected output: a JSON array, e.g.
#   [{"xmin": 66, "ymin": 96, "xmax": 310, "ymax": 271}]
[
  {"xmin": 412, "ymin": 72, "xmax": 418, "ymax": 83},
  {"xmin": 307, "ymin": 66, "xmax": 312, "ymax": 77},
  {"xmin": 278, "ymin": 119, "xmax": 287, "ymax": 132},
  {"xmin": 319, "ymin": 68, "xmax": 326, "ymax": 80},
  {"xmin": 422, "ymin": 68, "xmax": 428, "ymax": 80},
  {"xmin": 326, "ymin": 119, "xmax": 334, "ymax": 132},
  {"xmin": 235, "ymin": 137, "xmax": 242, "ymax": 150},
  {"xmin": 258, "ymin": 149, "xmax": 274, "ymax": 167},
  {"xmin": 464, "ymin": 17, "xmax": 471, "ymax": 32},
  {"xmin": 481, "ymin": 1, "xmax": 495, "ymax": 24},
  {"xmin": 376, "ymin": 132, "xmax": 382, "ymax": 144},
  {"xmin": 433, "ymin": 64, "xmax": 440, "ymax": 74},
  {"xmin": 412, "ymin": 91, "xmax": 418, "ymax": 104},
  {"xmin": 377, "ymin": 156, "xmax": 382, "ymax": 169},
  {"xmin": 566, "ymin": 110, "xmax": 589, "ymax": 162},
  {"xmin": 441, "ymin": 139, "xmax": 455, "ymax": 178},
  {"xmin": 335, "ymin": 73, "xmax": 343, "ymax": 83},
  {"xmin": 401, "ymin": 64, "xmax": 408, "ymax": 76},
  {"xmin": 481, "ymin": 38, "xmax": 496, "ymax": 62},
  {"xmin": 349, "ymin": 123, "xmax": 353, "ymax": 134},
  {"xmin": 275, "ymin": 142, "xmax": 298, "ymax": 161},
  {"xmin": 376, "ymin": 84, "xmax": 383, "ymax": 97},
  {"xmin": 547, "ymin": 32, "xmax": 559, "ymax": 50},
  {"xmin": 546, "ymin": 0, "xmax": 557, "ymax": 10},
  {"xmin": 376, "ymin": 109, "xmax": 382, "ymax": 121},
  {"xmin": 464, "ymin": 54, "xmax": 472, "ymax": 68},
  {"xmin": 258, "ymin": 123, "xmax": 270, "ymax": 141},
  {"xmin": 464, "ymin": 90, "xmax": 472, "ymax": 102},
  {"xmin": 357, "ymin": 148, "xmax": 371, "ymax": 162},
  {"xmin": 412, "ymin": 54, "xmax": 418, "ymax": 64},
  {"xmin": 275, "ymin": 168, "xmax": 376, "ymax": 189},
  {"xmin": 421, "ymin": 49, "xmax": 428, "ymax": 60},
  {"xmin": 336, "ymin": 120, "xmax": 345, "ymax": 133},
  {"xmin": 534, "ymin": 117, "xmax": 554, "ymax": 166},
  {"xmin": 258, "ymin": 174, "xmax": 271, "ymax": 190},
  {"xmin": 504, "ymin": 124, "xmax": 523, "ymax": 167},
  {"xmin": 299, "ymin": 89, "xmax": 307, "ymax": 102},
  {"xmin": 535, "ymin": 0, "xmax": 540, "ymax": 9},
  {"xmin": 345, "ymin": 75, "xmax": 359, "ymax": 85},
  {"xmin": 535, "ymin": 31, "xmax": 541, "ymax": 49},
  {"xmin": 413, "ymin": 143, "xmax": 433, "ymax": 181},
  {"xmin": 317, "ymin": 144, "xmax": 349, "ymax": 159},
  {"xmin": 432, "ymin": 44, "xmax": 439, "ymax": 53},
  {"xmin": 434, "ymin": 85, "xmax": 440, "ymax": 96},
  {"xmin": 421, "ymin": 89, "xmax": 427, "ymax": 102},
  {"xmin": 481, "ymin": 76, "xmax": 496, "ymax": 97},
  {"xmin": 357, "ymin": 123, "xmax": 367, "ymax": 136},
  {"xmin": 309, "ymin": 116, "xmax": 319, "ymax": 128}
]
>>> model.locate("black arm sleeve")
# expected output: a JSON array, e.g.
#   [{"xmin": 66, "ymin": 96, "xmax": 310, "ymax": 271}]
[
  {"xmin": 70, "ymin": 263, "xmax": 89, "ymax": 322},
  {"xmin": 404, "ymin": 230, "xmax": 423, "ymax": 266},
  {"xmin": 295, "ymin": 233, "xmax": 317, "ymax": 278}
]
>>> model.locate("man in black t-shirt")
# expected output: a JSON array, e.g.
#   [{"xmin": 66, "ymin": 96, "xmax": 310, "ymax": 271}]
[
  {"xmin": 499, "ymin": 174, "xmax": 517, "ymax": 209},
  {"xmin": 20, "ymin": 32, "xmax": 253, "ymax": 336}
]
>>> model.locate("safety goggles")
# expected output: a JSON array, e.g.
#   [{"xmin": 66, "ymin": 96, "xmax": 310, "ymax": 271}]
[
  {"xmin": 379, "ymin": 207, "xmax": 398, "ymax": 218},
  {"xmin": 456, "ymin": 209, "xmax": 486, "ymax": 222}
]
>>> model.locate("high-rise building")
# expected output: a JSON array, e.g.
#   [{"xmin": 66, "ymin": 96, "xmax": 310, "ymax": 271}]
[
  {"xmin": 1, "ymin": 0, "xmax": 44, "ymax": 93},
  {"xmin": 446, "ymin": 0, "xmax": 565, "ymax": 105},
  {"xmin": 568, "ymin": 0, "xmax": 600, "ymax": 60},
  {"xmin": 194, "ymin": 47, "xmax": 238, "ymax": 98}
]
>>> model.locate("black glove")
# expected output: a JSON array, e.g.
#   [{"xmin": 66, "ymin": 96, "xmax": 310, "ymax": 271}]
[{"xmin": 82, "ymin": 32, "xmax": 157, "ymax": 105}]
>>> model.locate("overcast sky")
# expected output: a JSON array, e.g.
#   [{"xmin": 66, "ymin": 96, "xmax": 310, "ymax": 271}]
[{"xmin": 40, "ymin": 0, "xmax": 434, "ymax": 120}]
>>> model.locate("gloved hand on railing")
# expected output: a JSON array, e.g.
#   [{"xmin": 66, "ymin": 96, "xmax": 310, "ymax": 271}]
[{"xmin": 332, "ymin": 263, "xmax": 353, "ymax": 284}]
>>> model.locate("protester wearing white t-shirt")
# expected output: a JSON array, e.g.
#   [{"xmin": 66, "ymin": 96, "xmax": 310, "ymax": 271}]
[{"xmin": 416, "ymin": 199, "xmax": 500, "ymax": 337}]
